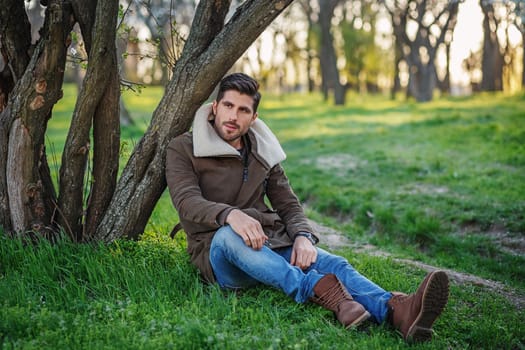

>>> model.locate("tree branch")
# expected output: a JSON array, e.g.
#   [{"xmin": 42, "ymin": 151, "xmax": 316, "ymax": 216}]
[
  {"xmin": 0, "ymin": 0, "xmax": 32, "ymax": 79},
  {"xmin": 70, "ymin": 0, "xmax": 97, "ymax": 54},
  {"xmin": 58, "ymin": 0, "xmax": 120, "ymax": 239}
]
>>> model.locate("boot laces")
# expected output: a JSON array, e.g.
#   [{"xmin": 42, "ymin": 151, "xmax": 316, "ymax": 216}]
[
  {"xmin": 390, "ymin": 293, "xmax": 412, "ymax": 306},
  {"xmin": 313, "ymin": 280, "xmax": 350, "ymax": 310}
]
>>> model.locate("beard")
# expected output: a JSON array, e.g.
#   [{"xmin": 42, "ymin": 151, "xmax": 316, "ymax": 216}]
[{"xmin": 213, "ymin": 121, "xmax": 243, "ymax": 146}]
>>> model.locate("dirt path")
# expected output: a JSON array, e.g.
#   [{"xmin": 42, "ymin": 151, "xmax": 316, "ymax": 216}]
[{"xmin": 308, "ymin": 220, "xmax": 525, "ymax": 310}]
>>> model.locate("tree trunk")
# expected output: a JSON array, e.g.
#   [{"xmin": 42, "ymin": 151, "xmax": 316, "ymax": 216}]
[
  {"xmin": 70, "ymin": 0, "xmax": 96, "ymax": 54},
  {"xmin": 439, "ymin": 42, "xmax": 451, "ymax": 94},
  {"xmin": 391, "ymin": 37, "xmax": 403, "ymax": 100},
  {"xmin": 522, "ymin": 31, "xmax": 525, "ymax": 89},
  {"xmin": 385, "ymin": 1, "xmax": 408, "ymax": 100},
  {"xmin": 94, "ymin": 0, "xmax": 294, "ymax": 242},
  {"xmin": 384, "ymin": 0, "xmax": 458, "ymax": 102},
  {"xmin": 298, "ymin": 0, "xmax": 316, "ymax": 93},
  {"xmin": 116, "ymin": 36, "xmax": 134, "ymax": 127},
  {"xmin": 84, "ymin": 68, "xmax": 120, "ymax": 240},
  {"xmin": 407, "ymin": 62, "xmax": 436, "ymax": 102},
  {"xmin": 1, "ymin": 0, "xmax": 74, "ymax": 237},
  {"xmin": 319, "ymin": 0, "xmax": 345, "ymax": 105},
  {"xmin": 306, "ymin": 17, "xmax": 315, "ymax": 93},
  {"xmin": 57, "ymin": 0, "xmax": 120, "ymax": 240},
  {"xmin": 480, "ymin": 0, "xmax": 503, "ymax": 91},
  {"xmin": 0, "ymin": 0, "xmax": 33, "ymax": 231}
]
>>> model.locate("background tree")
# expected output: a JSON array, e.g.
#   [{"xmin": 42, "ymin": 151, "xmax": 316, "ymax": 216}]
[
  {"xmin": 463, "ymin": 49, "xmax": 483, "ymax": 91},
  {"xmin": 512, "ymin": 0, "xmax": 525, "ymax": 88},
  {"xmin": 382, "ymin": 0, "xmax": 460, "ymax": 102},
  {"xmin": 480, "ymin": 0, "xmax": 504, "ymax": 91},
  {"xmin": 386, "ymin": 0, "xmax": 407, "ymax": 99},
  {"xmin": 278, "ymin": 5, "xmax": 308, "ymax": 91},
  {"xmin": 112, "ymin": 0, "xmax": 523, "ymax": 97},
  {"xmin": 339, "ymin": 0, "xmax": 383, "ymax": 93},
  {"xmin": 298, "ymin": 0, "xmax": 319, "ymax": 92},
  {"xmin": 126, "ymin": 0, "xmax": 195, "ymax": 85},
  {"xmin": 233, "ymin": 5, "xmax": 307, "ymax": 93},
  {"xmin": 319, "ymin": 0, "xmax": 346, "ymax": 104},
  {"xmin": 0, "ymin": 0, "xmax": 294, "ymax": 242}
]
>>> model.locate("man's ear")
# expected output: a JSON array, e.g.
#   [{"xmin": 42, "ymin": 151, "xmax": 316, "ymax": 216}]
[
  {"xmin": 251, "ymin": 112, "xmax": 258, "ymax": 124},
  {"xmin": 212, "ymin": 101, "xmax": 217, "ymax": 115}
]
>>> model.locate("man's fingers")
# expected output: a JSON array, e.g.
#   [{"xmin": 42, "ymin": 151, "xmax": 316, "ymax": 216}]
[
  {"xmin": 240, "ymin": 229, "xmax": 267, "ymax": 250},
  {"xmin": 242, "ymin": 233, "xmax": 252, "ymax": 246},
  {"xmin": 292, "ymin": 243, "xmax": 318, "ymax": 269},
  {"xmin": 227, "ymin": 210, "xmax": 267, "ymax": 249}
]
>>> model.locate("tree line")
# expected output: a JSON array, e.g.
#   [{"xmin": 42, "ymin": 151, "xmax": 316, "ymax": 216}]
[{"xmin": 90, "ymin": 0, "xmax": 524, "ymax": 104}]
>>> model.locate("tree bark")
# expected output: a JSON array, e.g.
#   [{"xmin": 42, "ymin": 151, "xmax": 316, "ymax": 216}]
[
  {"xmin": 407, "ymin": 61, "xmax": 436, "ymax": 102},
  {"xmin": 522, "ymin": 31, "xmax": 525, "ymax": 89},
  {"xmin": 0, "ymin": 0, "xmax": 33, "ymax": 231},
  {"xmin": 0, "ymin": 0, "xmax": 32, "ymax": 80},
  {"xmin": 1, "ymin": 0, "xmax": 74, "ymax": 236},
  {"xmin": 319, "ymin": 0, "xmax": 345, "ymax": 105},
  {"xmin": 385, "ymin": 0, "xmax": 458, "ymax": 102},
  {"xmin": 387, "ymin": 5, "xmax": 407, "ymax": 100},
  {"xmin": 480, "ymin": 0, "xmax": 503, "ymax": 91},
  {"xmin": 69, "ymin": 0, "xmax": 96, "ymax": 54},
  {"xmin": 57, "ymin": 0, "xmax": 120, "ymax": 240},
  {"xmin": 84, "ymin": 67, "xmax": 120, "ymax": 240},
  {"xmin": 298, "ymin": 0, "xmax": 316, "ymax": 93},
  {"xmin": 441, "ymin": 42, "xmax": 452, "ymax": 93},
  {"xmin": 95, "ymin": 0, "xmax": 294, "ymax": 242},
  {"xmin": 391, "ymin": 39, "xmax": 403, "ymax": 99}
]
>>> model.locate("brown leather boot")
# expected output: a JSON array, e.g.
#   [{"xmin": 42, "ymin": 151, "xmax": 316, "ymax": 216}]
[
  {"xmin": 311, "ymin": 274, "xmax": 371, "ymax": 328},
  {"xmin": 387, "ymin": 270, "xmax": 449, "ymax": 342}
]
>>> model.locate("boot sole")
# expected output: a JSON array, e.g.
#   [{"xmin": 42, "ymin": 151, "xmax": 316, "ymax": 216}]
[
  {"xmin": 346, "ymin": 310, "xmax": 371, "ymax": 328},
  {"xmin": 407, "ymin": 270, "xmax": 449, "ymax": 342}
]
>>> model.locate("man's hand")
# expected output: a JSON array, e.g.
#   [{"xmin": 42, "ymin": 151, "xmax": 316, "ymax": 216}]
[
  {"xmin": 291, "ymin": 236, "xmax": 317, "ymax": 270},
  {"xmin": 226, "ymin": 209, "xmax": 268, "ymax": 250}
]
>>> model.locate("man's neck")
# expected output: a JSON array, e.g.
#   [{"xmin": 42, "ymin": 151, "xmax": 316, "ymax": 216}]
[{"xmin": 229, "ymin": 137, "xmax": 243, "ymax": 150}]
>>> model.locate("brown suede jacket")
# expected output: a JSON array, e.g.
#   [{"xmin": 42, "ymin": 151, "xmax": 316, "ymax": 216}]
[{"xmin": 165, "ymin": 103, "xmax": 317, "ymax": 283}]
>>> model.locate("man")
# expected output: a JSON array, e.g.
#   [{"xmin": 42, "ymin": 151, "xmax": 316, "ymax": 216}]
[{"xmin": 165, "ymin": 73, "xmax": 449, "ymax": 342}]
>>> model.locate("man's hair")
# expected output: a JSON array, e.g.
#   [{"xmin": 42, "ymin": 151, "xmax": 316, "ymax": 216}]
[{"xmin": 216, "ymin": 73, "xmax": 262, "ymax": 112}]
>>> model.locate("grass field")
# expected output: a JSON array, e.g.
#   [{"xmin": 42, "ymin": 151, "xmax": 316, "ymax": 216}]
[{"xmin": 1, "ymin": 86, "xmax": 524, "ymax": 349}]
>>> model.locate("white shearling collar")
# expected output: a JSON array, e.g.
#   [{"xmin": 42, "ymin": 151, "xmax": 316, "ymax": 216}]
[{"xmin": 192, "ymin": 103, "xmax": 286, "ymax": 168}]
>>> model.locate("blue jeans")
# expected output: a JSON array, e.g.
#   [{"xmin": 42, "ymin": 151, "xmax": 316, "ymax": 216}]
[{"xmin": 209, "ymin": 225, "xmax": 392, "ymax": 323}]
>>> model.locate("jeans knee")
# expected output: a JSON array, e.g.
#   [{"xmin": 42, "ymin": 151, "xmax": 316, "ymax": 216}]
[
  {"xmin": 212, "ymin": 226, "xmax": 240, "ymax": 250},
  {"xmin": 317, "ymin": 248, "xmax": 352, "ymax": 269}
]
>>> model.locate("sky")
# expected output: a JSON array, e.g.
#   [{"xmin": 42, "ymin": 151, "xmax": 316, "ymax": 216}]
[{"xmin": 450, "ymin": 0, "xmax": 485, "ymax": 85}]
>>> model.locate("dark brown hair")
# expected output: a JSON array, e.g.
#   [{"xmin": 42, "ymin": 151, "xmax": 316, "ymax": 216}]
[{"xmin": 216, "ymin": 73, "xmax": 261, "ymax": 112}]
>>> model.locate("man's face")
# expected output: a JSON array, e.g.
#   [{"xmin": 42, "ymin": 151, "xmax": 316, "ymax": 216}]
[{"xmin": 212, "ymin": 90, "xmax": 258, "ymax": 149}]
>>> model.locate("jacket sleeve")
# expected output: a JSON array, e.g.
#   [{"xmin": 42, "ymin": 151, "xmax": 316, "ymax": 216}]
[
  {"xmin": 165, "ymin": 136, "xmax": 234, "ymax": 229},
  {"xmin": 265, "ymin": 164, "xmax": 317, "ymax": 241}
]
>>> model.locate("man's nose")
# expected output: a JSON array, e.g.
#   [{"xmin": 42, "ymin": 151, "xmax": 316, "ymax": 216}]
[{"xmin": 228, "ymin": 109, "xmax": 238, "ymax": 121}]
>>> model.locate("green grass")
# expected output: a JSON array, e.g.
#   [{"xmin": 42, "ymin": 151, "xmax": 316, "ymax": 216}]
[
  {"xmin": 1, "ymin": 233, "xmax": 522, "ymax": 349},
  {"xmin": 261, "ymin": 92, "xmax": 525, "ymax": 289},
  {"xmin": 1, "ymin": 87, "xmax": 524, "ymax": 349}
]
